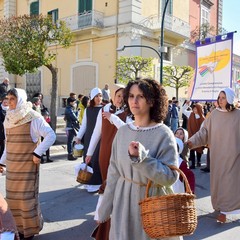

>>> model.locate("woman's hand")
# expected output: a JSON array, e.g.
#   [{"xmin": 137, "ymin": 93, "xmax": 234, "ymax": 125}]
[
  {"xmin": 33, "ymin": 156, "xmax": 41, "ymax": 165},
  {"xmin": 128, "ymin": 141, "xmax": 139, "ymax": 157},
  {"xmin": 85, "ymin": 156, "xmax": 92, "ymax": 164},
  {"xmin": 75, "ymin": 138, "xmax": 81, "ymax": 144},
  {"xmin": 186, "ymin": 140, "xmax": 193, "ymax": 149},
  {"xmin": 102, "ymin": 112, "xmax": 111, "ymax": 120}
]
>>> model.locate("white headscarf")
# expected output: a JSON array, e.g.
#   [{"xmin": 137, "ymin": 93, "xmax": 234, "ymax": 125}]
[{"xmin": 4, "ymin": 88, "xmax": 41, "ymax": 129}]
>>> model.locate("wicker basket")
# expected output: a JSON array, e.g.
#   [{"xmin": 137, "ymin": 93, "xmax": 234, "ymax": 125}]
[
  {"xmin": 139, "ymin": 165, "xmax": 197, "ymax": 238},
  {"xmin": 76, "ymin": 164, "xmax": 92, "ymax": 184}
]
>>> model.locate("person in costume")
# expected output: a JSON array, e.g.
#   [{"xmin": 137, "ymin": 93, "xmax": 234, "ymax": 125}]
[
  {"xmin": 187, "ymin": 87, "xmax": 240, "ymax": 223},
  {"xmin": 97, "ymin": 78, "xmax": 180, "ymax": 240},
  {"xmin": 0, "ymin": 88, "xmax": 56, "ymax": 240},
  {"xmin": 88, "ymin": 83, "xmax": 132, "ymax": 240},
  {"xmin": 182, "ymin": 102, "xmax": 205, "ymax": 169},
  {"xmin": 75, "ymin": 88, "xmax": 103, "ymax": 193}
]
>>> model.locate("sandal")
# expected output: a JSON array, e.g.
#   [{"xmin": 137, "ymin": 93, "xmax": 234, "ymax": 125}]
[{"xmin": 217, "ymin": 213, "xmax": 226, "ymax": 223}]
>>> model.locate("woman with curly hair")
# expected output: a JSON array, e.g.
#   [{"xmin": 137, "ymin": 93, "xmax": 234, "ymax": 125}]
[{"xmin": 97, "ymin": 78, "xmax": 180, "ymax": 240}]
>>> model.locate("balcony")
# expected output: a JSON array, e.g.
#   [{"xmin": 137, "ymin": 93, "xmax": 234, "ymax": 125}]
[
  {"xmin": 139, "ymin": 13, "xmax": 190, "ymax": 40},
  {"xmin": 60, "ymin": 10, "xmax": 104, "ymax": 32}
]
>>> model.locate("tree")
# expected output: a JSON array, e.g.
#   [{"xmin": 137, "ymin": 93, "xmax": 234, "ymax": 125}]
[
  {"xmin": 162, "ymin": 65, "xmax": 194, "ymax": 100},
  {"xmin": 116, "ymin": 56, "xmax": 153, "ymax": 84},
  {"xmin": 0, "ymin": 14, "xmax": 72, "ymax": 130}
]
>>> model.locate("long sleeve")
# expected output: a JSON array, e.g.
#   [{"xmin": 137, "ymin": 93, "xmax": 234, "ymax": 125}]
[
  {"xmin": 182, "ymin": 104, "xmax": 191, "ymax": 119},
  {"xmin": 0, "ymin": 117, "xmax": 56, "ymax": 164},
  {"xmin": 76, "ymin": 109, "xmax": 87, "ymax": 140},
  {"xmin": 188, "ymin": 119, "xmax": 209, "ymax": 148},
  {"xmin": 86, "ymin": 110, "xmax": 102, "ymax": 156},
  {"xmin": 31, "ymin": 117, "xmax": 56, "ymax": 156}
]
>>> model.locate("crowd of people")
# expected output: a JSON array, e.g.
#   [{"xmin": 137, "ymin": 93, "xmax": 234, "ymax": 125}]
[{"xmin": 0, "ymin": 76, "xmax": 240, "ymax": 239}]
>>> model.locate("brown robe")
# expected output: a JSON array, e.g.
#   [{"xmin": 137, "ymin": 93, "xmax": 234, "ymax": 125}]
[
  {"xmin": 187, "ymin": 103, "xmax": 205, "ymax": 153},
  {"xmin": 92, "ymin": 110, "xmax": 127, "ymax": 240},
  {"xmin": 5, "ymin": 123, "xmax": 43, "ymax": 238},
  {"xmin": 189, "ymin": 108, "xmax": 240, "ymax": 212}
]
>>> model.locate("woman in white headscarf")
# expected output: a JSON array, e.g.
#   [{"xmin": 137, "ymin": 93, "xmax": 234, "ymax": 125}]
[
  {"xmin": 0, "ymin": 88, "xmax": 56, "ymax": 240},
  {"xmin": 188, "ymin": 87, "xmax": 240, "ymax": 223}
]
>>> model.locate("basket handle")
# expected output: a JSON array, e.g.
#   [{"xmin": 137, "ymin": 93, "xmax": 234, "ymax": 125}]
[{"xmin": 145, "ymin": 165, "xmax": 192, "ymax": 198}]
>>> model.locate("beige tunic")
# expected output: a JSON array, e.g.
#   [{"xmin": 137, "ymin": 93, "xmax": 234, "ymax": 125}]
[
  {"xmin": 189, "ymin": 108, "xmax": 240, "ymax": 212},
  {"xmin": 5, "ymin": 123, "xmax": 43, "ymax": 238}
]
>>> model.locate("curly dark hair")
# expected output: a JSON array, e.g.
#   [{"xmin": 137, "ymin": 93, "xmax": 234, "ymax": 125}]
[{"xmin": 123, "ymin": 78, "xmax": 168, "ymax": 123}]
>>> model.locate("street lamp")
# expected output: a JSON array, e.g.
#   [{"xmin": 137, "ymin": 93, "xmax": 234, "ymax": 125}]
[
  {"xmin": 117, "ymin": 44, "xmax": 162, "ymax": 83},
  {"xmin": 160, "ymin": 0, "xmax": 170, "ymax": 85}
]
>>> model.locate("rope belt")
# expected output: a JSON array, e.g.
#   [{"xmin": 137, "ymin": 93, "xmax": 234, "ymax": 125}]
[
  {"xmin": 121, "ymin": 176, "xmax": 162, "ymax": 187},
  {"xmin": 122, "ymin": 176, "xmax": 147, "ymax": 186}
]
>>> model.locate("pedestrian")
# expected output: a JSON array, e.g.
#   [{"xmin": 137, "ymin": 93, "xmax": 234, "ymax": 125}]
[
  {"xmin": 0, "ymin": 77, "xmax": 10, "ymax": 99},
  {"xmin": 88, "ymin": 83, "xmax": 130, "ymax": 239},
  {"xmin": 0, "ymin": 192, "xmax": 19, "ymax": 240},
  {"xmin": 78, "ymin": 96, "xmax": 89, "ymax": 125},
  {"xmin": 102, "ymin": 84, "xmax": 110, "ymax": 103},
  {"xmin": 75, "ymin": 88, "xmax": 103, "ymax": 193},
  {"xmin": 187, "ymin": 87, "xmax": 240, "ymax": 223},
  {"xmin": 0, "ymin": 88, "xmax": 56, "ymax": 240},
  {"xmin": 0, "ymin": 94, "xmax": 8, "ymax": 158},
  {"xmin": 182, "ymin": 101, "xmax": 205, "ymax": 169},
  {"xmin": 173, "ymin": 137, "xmax": 195, "ymax": 194},
  {"xmin": 40, "ymin": 109, "xmax": 53, "ymax": 164},
  {"xmin": 97, "ymin": 78, "xmax": 179, "ymax": 240},
  {"xmin": 31, "ymin": 97, "xmax": 41, "ymax": 114},
  {"xmin": 65, "ymin": 97, "xmax": 79, "ymax": 161},
  {"xmin": 170, "ymin": 100, "xmax": 179, "ymax": 132},
  {"xmin": 164, "ymin": 99, "xmax": 172, "ymax": 127}
]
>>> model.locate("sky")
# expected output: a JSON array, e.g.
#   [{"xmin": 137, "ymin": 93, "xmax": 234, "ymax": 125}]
[{"xmin": 222, "ymin": 0, "xmax": 240, "ymax": 55}]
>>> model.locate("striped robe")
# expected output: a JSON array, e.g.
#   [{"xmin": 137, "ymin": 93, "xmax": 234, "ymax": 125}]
[{"xmin": 5, "ymin": 122, "xmax": 43, "ymax": 238}]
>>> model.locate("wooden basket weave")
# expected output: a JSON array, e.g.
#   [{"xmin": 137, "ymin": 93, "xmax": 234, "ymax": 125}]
[
  {"xmin": 76, "ymin": 164, "xmax": 92, "ymax": 184},
  {"xmin": 139, "ymin": 165, "xmax": 197, "ymax": 238}
]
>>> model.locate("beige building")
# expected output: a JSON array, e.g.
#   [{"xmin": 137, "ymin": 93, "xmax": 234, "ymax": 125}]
[{"xmin": 0, "ymin": 0, "xmax": 191, "ymax": 113}]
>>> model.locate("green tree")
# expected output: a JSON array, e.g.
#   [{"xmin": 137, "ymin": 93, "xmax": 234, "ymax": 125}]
[
  {"xmin": 0, "ymin": 14, "xmax": 72, "ymax": 130},
  {"xmin": 116, "ymin": 56, "xmax": 153, "ymax": 84},
  {"xmin": 162, "ymin": 65, "xmax": 194, "ymax": 100}
]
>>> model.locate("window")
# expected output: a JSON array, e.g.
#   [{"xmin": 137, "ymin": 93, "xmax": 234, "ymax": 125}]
[
  {"xmin": 201, "ymin": 5, "xmax": 210, "ymax": 25},
  {"xmin": 30, "ymin": 1, "xmax": 39, "ymax": 16},
  {"xmin": 161, "ymin": 0, "xmax": 173, "ymax": 15},
  {"xmin": 48, "ymin": 9, "xmax": 59, "ymax": 24},
  {"xmin": 79, "ymin": 0, "xmax": 92, "ymax": 14}
]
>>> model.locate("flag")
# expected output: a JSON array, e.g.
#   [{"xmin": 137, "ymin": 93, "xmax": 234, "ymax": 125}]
[{"xmin": 191, "ymin": 32, "xmax": 234, "ymax": 101}]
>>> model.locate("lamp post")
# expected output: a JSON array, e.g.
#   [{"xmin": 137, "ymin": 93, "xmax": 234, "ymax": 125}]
[
  {"xmin": 160, "ymin": 0, "xmax": 170, "ymax": 85},
  {"xmin": 116, "ymin": 45, "xmax": 162, "ymax": 83}
]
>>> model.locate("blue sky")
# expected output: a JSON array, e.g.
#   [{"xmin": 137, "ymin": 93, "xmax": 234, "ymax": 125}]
[{"xmin": 222, "ymin": 0, "xmax": 240, "ymax": 55}]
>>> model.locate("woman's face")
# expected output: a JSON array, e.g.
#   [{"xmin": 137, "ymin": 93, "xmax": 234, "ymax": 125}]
[
  {"xmin": 94, "ymin": 93, "xmax": 102, "ymax": 106},
  {"xmin": 7, "ymin": 94, "xmax": 17, "ymax": 110},
  {"xmin": 113, "ymin": 89, "xmax": 124, "ymax": 108},
  {"xmin": 128, "ymin": 84, "xmax": 152, "ymax": 118},
  {"xmin": 193, "ymin": 106, "xmax": 198, "ymax": 114},
  {"xmin": 175, "ymin": 129, "xmax": 184, "ymax": 141},
  {"xmin": 218, "ymin": 92, "xmax": 227, "ymax": 109},
  {"xmin": 2, "ymin": 99, "xmax": 8, "ymax": 107}
]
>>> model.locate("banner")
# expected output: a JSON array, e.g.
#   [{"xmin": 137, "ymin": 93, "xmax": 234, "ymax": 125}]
[{"xmin": 191, "ymin": 32, "xmax": 234, "ymax": 101}]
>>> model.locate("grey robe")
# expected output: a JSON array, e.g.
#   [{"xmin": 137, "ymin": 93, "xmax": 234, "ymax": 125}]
[
  {"xmin": 98, "ymin": 123, "xmax": 181, "ymax": 240},
  {"xmin": 189, "ymin": 108, "xmax": 240, "ymax": 212}
]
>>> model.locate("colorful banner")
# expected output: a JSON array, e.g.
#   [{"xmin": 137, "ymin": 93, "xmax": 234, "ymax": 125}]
[{"xmin": 191, "ymin": 32, "xmax": 234, "ymax": 101}]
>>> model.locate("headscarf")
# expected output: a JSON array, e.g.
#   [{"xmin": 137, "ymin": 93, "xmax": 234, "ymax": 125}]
[
  {"xmin": 221, "ymin": 87, "xmax": 235, "ymax": 105},
  {"xmin": 4, "ymin": 88, "xmax": 41, "ymax": 129}
]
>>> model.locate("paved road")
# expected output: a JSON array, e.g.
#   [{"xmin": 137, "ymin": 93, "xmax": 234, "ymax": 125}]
[{"xmin": 0, "ymin": 128, "xmax": 240, "ymax": 239}]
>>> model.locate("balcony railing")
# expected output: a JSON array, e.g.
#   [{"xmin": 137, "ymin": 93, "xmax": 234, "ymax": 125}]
[
  {"xmin": 60, "ymin": 10, "xmax": 104, "ymax": 31},
  {"xmin": 140, "ymin": 13, "xmax": 190, "ymax": 38}
]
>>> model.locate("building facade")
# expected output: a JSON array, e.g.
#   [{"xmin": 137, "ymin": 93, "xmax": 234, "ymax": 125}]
[{"xmin": 0, "ymin": 0, "xmax": 192, "ymax": 112}]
